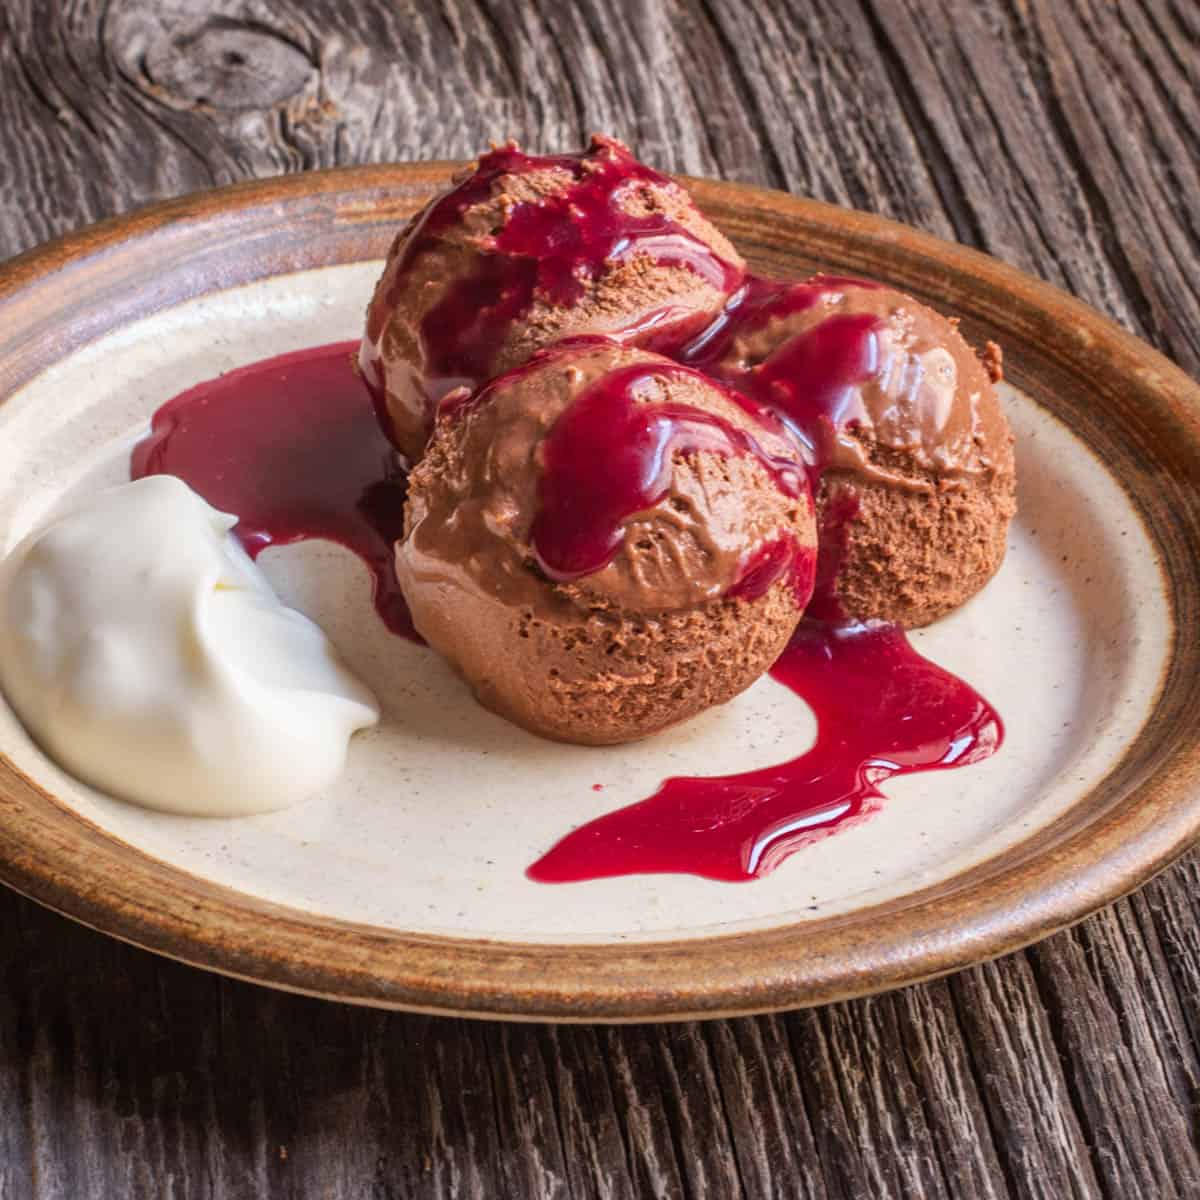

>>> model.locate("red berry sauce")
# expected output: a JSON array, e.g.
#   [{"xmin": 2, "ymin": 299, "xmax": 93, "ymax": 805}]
[
  {"xmin": 530, "ymin": 361, "xmax": 811, "ymax": 601},
  {"xmin": 361, "ymin": 137, "xmax": 745, "ymax": 412},
  {"xmin": 131, "ymin": 342, "xmax": 418, "ymax": 641},
  {"xmin": 529, "ymin": 620, "xmax": 1001, "ymax": 882}
]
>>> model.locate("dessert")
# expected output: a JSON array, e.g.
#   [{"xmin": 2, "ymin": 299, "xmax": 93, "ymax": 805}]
[
  {"xmin": 0, "ymin": 476, "xmax": 379, "ymax": 816},
  {"xmin": 359, "ymin": 135, "xmax": 746, "ymax": 462},
  {"xmin": 398, "ymin": 341, "xmax": 817, "ymax": 744},
  {"xmin": 691, "ymin": 276, "xmax": 1016, "ymax": 626}
]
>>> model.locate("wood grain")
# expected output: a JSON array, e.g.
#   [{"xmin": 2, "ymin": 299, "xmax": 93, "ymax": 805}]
[{"xmin": 0, "ymin": 0, "xmax": 1197, "ymax": 1196}]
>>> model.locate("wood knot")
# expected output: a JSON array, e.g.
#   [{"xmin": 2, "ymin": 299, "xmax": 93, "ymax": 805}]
[{"xmin": 143, "ymin": 17, "xmax": 313, "ymax": 111}]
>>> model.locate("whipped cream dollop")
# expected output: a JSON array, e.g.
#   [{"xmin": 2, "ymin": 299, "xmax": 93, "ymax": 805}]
[{"xmin": 0, "ymin": 475, "xmax": 379, "ymax": 816}]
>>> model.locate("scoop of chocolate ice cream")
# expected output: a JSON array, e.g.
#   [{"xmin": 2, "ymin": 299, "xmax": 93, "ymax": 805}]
[
  {"xmin": 702, "ymin": 276, "xmax": 1016, "ymax": 627},
  {"xmin": 396, "ymin": 341, "xmax": 816, "ymax": 745},
  {"xmin": 360, "ymin": 135, "xmax": 746, "ymax": 462}
]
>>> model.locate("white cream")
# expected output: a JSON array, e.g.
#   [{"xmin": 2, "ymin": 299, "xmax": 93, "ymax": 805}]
[{"xmin": 0, "ymin": 475, "xmax": 379, "ymax": 816}]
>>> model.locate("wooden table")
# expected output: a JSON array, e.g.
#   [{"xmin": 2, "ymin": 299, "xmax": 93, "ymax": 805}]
[{"xmin": 1, "ymin": 2, "xmax": 1198, "ymax": 1196}]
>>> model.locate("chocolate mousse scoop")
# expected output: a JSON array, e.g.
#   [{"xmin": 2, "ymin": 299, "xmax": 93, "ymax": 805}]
[
  {"xmin": 396, "ymin": 341, "xmax": 817, "ymax": 745},
  {"xmin": 360, "ymin": 135, "xmax": 746, "ymax": 463},
  {"xmin": 694, "ymin": 276, "xmax": 1016, "ymax": 627}
]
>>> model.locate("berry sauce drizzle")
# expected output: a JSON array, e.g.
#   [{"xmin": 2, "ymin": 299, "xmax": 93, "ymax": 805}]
[
  {"xmin": 530, "ymin": 361, "xmax": 810, "ymax": 598},
  {"xmin": 680, "ymin": 274, "xmax": 888, "ymax": 618},
  {"xmin": 130, "ymin": 249, "xmax": 1002, "ymax": 883},
  {"xmin": 362, "ymin": 136, "xmax": 745, "ymax": 398},
  {"xmin": 681, "ymin": 275, "xmax": 885, "ymax": 483},
  {"xmin": 529, "ymin": 621, "xmax": 1001, "ymax": 882},
  {"xmin": 130, "ymin": 342, "xmax": 419, "ymax": 641}
]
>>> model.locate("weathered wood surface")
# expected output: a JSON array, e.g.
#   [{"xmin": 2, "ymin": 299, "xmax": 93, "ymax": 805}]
[{"xmin": 0, "ymin": 1, "xmax": 1198, "ymax": 1196}]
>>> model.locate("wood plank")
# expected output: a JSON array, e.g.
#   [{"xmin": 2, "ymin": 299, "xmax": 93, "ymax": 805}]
[
  {"xmin": 703, "ymin": 1016, "xmax": 828, "ymax": 1200},
  {"xmin": 951, "ymin": 960, "xmax": 1103, "ymax": 1200},
  {"xmin": 1028, "ymin": 910, "xmax": 1200, "ymax": 1198},
  {"xmin": 601, "ymin": 1025, "xmax": 691, "ymax": 1198},
  {"xmin": 541, "ymin": 1026, "xmax": 639, "ymax": 1200}
]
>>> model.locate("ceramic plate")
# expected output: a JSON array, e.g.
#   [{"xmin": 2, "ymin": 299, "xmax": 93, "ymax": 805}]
[{"xmin": 1, "ymin": 166, "xmax": 1198, "ymax": 1021}]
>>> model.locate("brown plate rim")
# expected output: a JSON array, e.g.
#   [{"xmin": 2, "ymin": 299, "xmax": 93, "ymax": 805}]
[{"xmin": 0, "ymin": 163, "xmax": 1198, "ymax": 1022}]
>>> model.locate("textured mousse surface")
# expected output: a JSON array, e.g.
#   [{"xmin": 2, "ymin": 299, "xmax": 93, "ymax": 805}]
[
  {"xmin": 397, "ymin": 341, "xmax": 816, "ymax": 744},
  {"xmin": 360, "ymin": 135, "xmax": 745, "ymax": 461},
  {"xmin": 710, "ymin": 278, "xmax": 1017, "ymax": 626}
]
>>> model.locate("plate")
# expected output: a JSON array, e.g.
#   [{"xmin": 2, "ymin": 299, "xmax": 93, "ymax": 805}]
[{"xmin": 1, "ymin": 165, "xmax": 1198, "ymax": 1021}]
